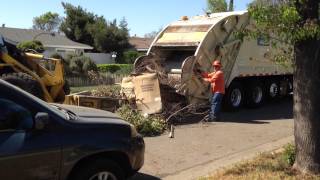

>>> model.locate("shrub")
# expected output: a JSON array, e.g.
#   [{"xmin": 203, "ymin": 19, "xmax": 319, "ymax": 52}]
[
  {"xmin": 123, "ymin": 50, "xmax": 143, "ymax": 64},
  {"xmin": 50, "ymin": 53, "xmax": 73, "ymax": 76},
  {"xmin": 69, "ymin": 57, "xmax": 83, "ymax": 74},
  {"xmin": 50, "ymin": 53, "xmax": 63, "ymax": 60},
  {"xmin": 60, "ymin": 54, "xmax": 98, "ymax": 76},
  {"xmin": 282, "ymin": 143, "xmax": 295, "ymax": 166},
  {"xmin": 116, "ymin": 105, "xmax": 166, "ymax": 136},
  {"xmin": 98, "ymin": 64, "xmax": 133, "ymax": 74},
  {"xmin": 83, "ymin": 58, "xmax": 98, "ymax": 72},
  {"xmin": 17, "ymin": 40, "xmax": 44, "ymax": 53}
]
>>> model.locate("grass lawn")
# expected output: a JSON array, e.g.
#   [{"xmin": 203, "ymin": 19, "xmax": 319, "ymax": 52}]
[
  {"xmin": 201, "ymin": 151, "xmax": 320, "ymax": 180},
  {"xmin": 70, "ymin": 86, "xmax": 101, "ymax": 94}
]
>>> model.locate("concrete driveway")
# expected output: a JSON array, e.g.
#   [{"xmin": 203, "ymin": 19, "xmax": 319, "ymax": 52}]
[{"xmin": 131, "ymin": 98, "xmax": 294, "ymax": 180}]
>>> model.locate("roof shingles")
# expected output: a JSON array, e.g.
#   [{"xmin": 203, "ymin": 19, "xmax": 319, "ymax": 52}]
[
  {"xmin": 129, "ymin": 37, "xmax": 153, "ymax": 51},
  {"xmin": 0, "ymin": 27, "xmax": 92, "ymax": 50}
]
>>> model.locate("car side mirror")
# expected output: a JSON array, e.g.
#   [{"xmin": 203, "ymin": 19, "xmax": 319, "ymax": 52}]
[{"xmin": 34, "ymin": 112, "xmax": 49, "ymax": 130}]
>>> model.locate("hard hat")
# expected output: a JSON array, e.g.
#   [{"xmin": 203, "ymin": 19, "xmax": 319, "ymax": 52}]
[{"xmin": 212, "ymin": 60, "xmax": 222, "ymax": 67}]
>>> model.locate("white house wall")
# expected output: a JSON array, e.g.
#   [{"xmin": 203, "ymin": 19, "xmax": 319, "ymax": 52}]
[
  {"xmin": 43, "ymin": 48, "xmax": 114, "ymax": 64},
  {"xmin": 84, "ymin": 53, "xmax": 115, "ymax": 64}
]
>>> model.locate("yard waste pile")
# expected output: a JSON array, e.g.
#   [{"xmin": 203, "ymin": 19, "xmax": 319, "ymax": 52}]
[
  {"xmin": 120, "ymin": 72, "xmax": 209, "ymax": 124},
  {"xmin": 64, "ymin": 85, "xmax": 125, "ymax": 112},
  {"xmin": 64, "ymin": 84, "xmax": 168, "ymax": 136}
]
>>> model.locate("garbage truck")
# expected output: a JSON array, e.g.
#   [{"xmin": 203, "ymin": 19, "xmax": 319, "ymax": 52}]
[{"xmin": 122, "ymin": 11, "xmax": 293, "ymax": 114}]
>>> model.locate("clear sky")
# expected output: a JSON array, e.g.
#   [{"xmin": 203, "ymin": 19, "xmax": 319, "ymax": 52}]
[{"xmin": 1, "ymin": 0, "xmax": 252, "ymax": 37}]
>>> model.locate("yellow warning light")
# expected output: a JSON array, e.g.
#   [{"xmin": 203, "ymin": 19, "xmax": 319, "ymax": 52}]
[{"xmin": 181, "ymin": 16, "xmax": 189, "ymax": 21}]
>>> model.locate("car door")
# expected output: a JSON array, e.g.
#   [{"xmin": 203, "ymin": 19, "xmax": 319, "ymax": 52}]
[{"xmin": 0, "ymin": 92, "xmax": 61, "ymax": 180}]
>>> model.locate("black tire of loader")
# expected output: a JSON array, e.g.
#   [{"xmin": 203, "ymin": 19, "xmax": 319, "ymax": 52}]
[{"xmin": 1, "ymin": 72, "xmax": 44, "ymax": 99}]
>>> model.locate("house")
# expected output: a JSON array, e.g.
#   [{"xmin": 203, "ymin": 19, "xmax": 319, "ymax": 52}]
[
  {"xmin": 0, "ymin": 27, "xmax": 93, "ymax": 57},
  {"xmin": 129, "ymin": 37, "xmax": 153, "ymax": 53}
]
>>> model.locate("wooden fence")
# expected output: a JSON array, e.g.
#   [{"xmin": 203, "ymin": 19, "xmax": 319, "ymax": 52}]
[{"xmin": 67, "ymin": 74, "xmax": 127, "ymax": 87}]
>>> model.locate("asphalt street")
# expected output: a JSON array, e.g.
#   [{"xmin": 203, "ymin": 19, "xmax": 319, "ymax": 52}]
[{"xmin": 131, "ymin": 98, "xmax": 293, "ymax": 180}]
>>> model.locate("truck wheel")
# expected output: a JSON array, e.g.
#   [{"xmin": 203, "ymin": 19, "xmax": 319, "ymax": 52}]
[
  {"xmin": 224, "ymin": 82, "xmax": 243, "ymax": 111},
  {"xmin": 245, "ymin": 82, "xmax": 265, "ymax": 108},
  {"xmin": 267, "ymin": 81, "xmax": 279, "ymax": 99},
  {"xmin": 279, "ymin": 79, "xmax": 291, "ymax": 97},
  {"xmin": 1, "ymin": 72, "xmax": 44, "ymax": 99},
  {"xmin": 71, "ymin": 159, "xmax": 125, "ymax": 180},
  {"xmin": 63, "ymin": 80, "xmax": 71, "ymax": 95}
]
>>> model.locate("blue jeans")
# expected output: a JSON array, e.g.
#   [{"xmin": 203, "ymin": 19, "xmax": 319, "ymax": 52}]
[{"xmin": 210, "ymin": 93, "xmax": 224, "ymax": 120}]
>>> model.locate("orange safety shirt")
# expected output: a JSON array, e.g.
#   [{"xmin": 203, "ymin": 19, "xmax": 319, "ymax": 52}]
[{"xmin": 202, "ymin": 70, "xmax": 225, "ymax": 94}]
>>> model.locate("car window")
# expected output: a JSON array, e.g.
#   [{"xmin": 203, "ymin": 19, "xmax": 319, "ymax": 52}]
[
  {"xmin": 0, "ymin": 80, "xmax": 67, "ymax": 120},
  {"xmin": 0, "ymin": 98, "xmax": 33, "ymax": 131}
]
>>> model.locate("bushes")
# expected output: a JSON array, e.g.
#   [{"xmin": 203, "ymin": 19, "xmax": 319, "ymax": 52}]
[
  {"xmin": 123, "ymin": 50, "xmax": 143, "ymax": 64},
  {"xmin": 17, "ymin": 40, "xmax": 44, "ymax": 53},
  {"xmin": 51, "ymin": 53, "xmax": 98, "ymax": 76},
  {"xmin": 98, "ymin": 64, "xmax": 133, "ymax": 74},
  {"xmin": 282, "ymin": 143, "xmax": 295, "ymax": 166},
  {"xmin": 116, "ymin": 105, "xmax": 166, "ymax": 136}
]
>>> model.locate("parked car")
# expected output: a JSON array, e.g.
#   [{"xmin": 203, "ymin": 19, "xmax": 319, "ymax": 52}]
[{"xmin": 0, "ymin": 79, "xmax": 144, "ymax": 180}]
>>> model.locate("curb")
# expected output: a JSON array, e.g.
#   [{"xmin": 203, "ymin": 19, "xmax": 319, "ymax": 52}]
[{"xmin": 163, "ymin": 135, "xmax": 294, "ymax": 180}]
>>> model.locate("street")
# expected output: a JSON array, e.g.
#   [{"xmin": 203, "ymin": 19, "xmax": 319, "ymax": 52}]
[{"xmin": 131, "ymin": 98, "xmax": 293, "ymax": 180}]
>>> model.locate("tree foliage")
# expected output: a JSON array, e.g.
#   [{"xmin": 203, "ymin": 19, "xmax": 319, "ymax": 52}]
[
  {"xmin": 123, "ymin": 50, "xmax": 143, "ymax": 64},
  {"xmin": 144, "ymin": 27, "xmax": 163, "ymax": 38},
  {"xmin": 248, "ymin": 1, "xmax": 320, "ymax": 44},
  {"xmin": 33, "ymin": 12, "xmax": 62, "ymax": 32},
  {"xmin": 243, "ymin": 0, "xmax": 320, "ymax": 65},
  {"xmin": 229, "ymin": 0, "xmax": 234, "ymax": 11},
  {"xmin": 60, "ymin": 3, "xmax": 130, "ymax": 61},
  {"xmin": 57, "ymin": 53, "xmax": 97, "ymax": 76},
  {"xmin": 17, "ymin": 40, "xmax": 44, "ymax": 53},
  {"xmin": 207, "ymin": 0, "xmax": 234, "ymax": 13},
  {"xmin": 60, "ymin": 3, "xmax": 95, "ymax": 46},
  {"xmin": 248, "ymin": 0, "xmax": 320, "ymax": 174}
]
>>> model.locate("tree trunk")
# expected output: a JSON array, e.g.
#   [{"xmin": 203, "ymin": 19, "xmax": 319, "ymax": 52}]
[{"xmin": 293, "ymin": 39, "xmax": 320, "ymax": 174}]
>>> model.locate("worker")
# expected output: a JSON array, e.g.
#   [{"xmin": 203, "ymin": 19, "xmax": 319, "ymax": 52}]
[{"xmin": 202, "ymin": 60, "xmax": 225, "ymax": 121}]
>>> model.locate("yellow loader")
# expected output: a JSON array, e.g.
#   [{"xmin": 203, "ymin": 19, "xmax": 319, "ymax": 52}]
[{"xmin": 0, "ymin": 35, "xmax": 69, "ymax": 102}]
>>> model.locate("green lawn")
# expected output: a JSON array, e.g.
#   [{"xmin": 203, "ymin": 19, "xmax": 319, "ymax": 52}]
[{"xmin": 70, "ymin": 86, "xmax": 101, "ymax": 94}]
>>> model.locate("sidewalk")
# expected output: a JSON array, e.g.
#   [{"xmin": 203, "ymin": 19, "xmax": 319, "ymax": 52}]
[{"xmin": 164, "ymin": 135, "xmax": 294, "ymax": 180}]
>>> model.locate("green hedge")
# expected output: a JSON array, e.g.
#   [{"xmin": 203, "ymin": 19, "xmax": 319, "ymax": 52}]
[{"xmin": 98, "ymin": 64, "xmax": 133, "ymax": 74}]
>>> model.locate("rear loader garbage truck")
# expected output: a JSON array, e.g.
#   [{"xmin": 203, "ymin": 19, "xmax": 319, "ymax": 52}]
[{"xmin": 122, "ymin": 11, "xmax": 293, "ymax": 114}]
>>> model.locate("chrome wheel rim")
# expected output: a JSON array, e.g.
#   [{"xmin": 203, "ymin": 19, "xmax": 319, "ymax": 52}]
[
  {"xmin": 269, "ymin": 83, "xmax": 278, "ymax": 98},
  {"xmin": 230, "ymin": 89, "xmax": 242, "ymax": 107},
  {"xmin": 253, "ymin": 86, "xmax": 263, "ymax": 104},
  {"xmin": 89, "ymin": 171, "xmax": 117, "ymax": 180}
]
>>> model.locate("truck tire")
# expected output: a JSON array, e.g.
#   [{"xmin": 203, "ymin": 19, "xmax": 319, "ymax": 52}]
[
  {"xmin": 245, "ymin": 82, "xmax": 265, "ymax": 108},
  {"xmin": 267, "ymin": 80, "xmax": 279, "ymax": 99},
  {"xmin": 71, "ymin": 159, "xmax": 125, "ymax": 180},
  {"xmin": 224, "ymin": 82, "xmax": 244, "ymax": 111},
  {"xmin": 1, "ymin": 72, "xmax": 44, "ymax": 99},
  {"xmin": 63, "ymin": 80, "xmax": 71, "ymax": 95},
  {"xmin": 54, "ymin": 80, "xmax": 70, "ymax": 103}
]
